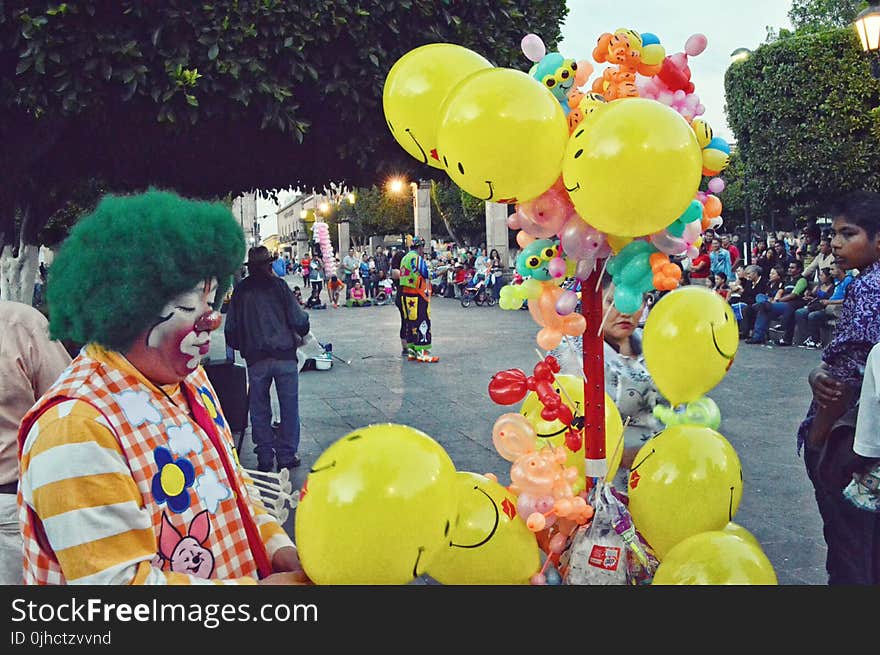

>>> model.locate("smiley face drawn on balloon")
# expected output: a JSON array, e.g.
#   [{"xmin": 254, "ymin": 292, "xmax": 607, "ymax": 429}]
[
  {"xmin": 383, "ymin": 43, "xmax": 492, "ymax": 170},
  {"xmin": 520, "ymin": 375, "xmax": 625, "ymax": 492},
  {"xmin": 515, "ymin": 239, "xmax": 561, "ymax": 281},
  {"xmin": 294, "ymin": 424, "xmax": 458, "ymax": 584},
  {"xmin": 642, "ymin": 286, "xmax": 739, "ymax": 406},
  {"xmin": 426, "ymin": 472, "xmax": 540, "ymax": 584},
  {"xmin": 436, "ymin": 67, "xmax": 569, "ymax": 205},
  {"xmin": 626, "ymin": 424, "xmax": 743, "ymax": 559}
]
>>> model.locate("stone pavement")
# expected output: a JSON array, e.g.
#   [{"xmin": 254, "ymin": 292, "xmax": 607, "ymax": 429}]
[{"xmin": 210, "ymin": 284, "xmax": 828, "ymax": 585}]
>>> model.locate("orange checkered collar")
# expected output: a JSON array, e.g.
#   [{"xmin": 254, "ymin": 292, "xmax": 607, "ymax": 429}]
[{"xmin": 85, "ymin": 345, "xmax": 182, "ymax": 400}]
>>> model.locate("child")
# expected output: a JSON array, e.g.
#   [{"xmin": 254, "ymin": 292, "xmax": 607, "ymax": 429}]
[
  {"xmin": 347, "ymin": 280, "xmax": 371, "ymax": 307},
  {"xmin": 797, "ymin": 190, "xmax": 880, "ymax": 584},
  {"xmin": 376, "ymin": 271, "xmax": 394, "ymax": 305},
  {"xmin": 305, "ymin": 283, "xmax": 326, "ymax": 309},
  {"xmin": 292, "ymin": 285, "xmax": 304, "ymax": 307},
  {"xmin": 327, "ymin": 275, "xmax": 345, "ymax": 308}
]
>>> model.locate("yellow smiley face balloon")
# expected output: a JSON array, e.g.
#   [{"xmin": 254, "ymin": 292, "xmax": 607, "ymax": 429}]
[
  {"xmin": 626, "ymin": 424, "xmax": 743, "ymax": 560},
  {"xmin": 383, "ymin": 43, "xmax": 492, "ymax": 169},
  {"xmin": 436, "ymin": 67, "xmax": 569, "ymax": 204},
  {"xmin": 642, "ymin": 286, "xmax": 739, "ymax": 405},
  {"xmin": 426, "ymin": 471, "xmax": 541, "ymax": 584},
  {"xmin": 294, "ymin": 423, "xmax": 458, "ymax": 584},
  {"xmin": 652, "ymin": 531, "xmax": 777, "ymax": 585},
  {"xmin": 562, "ymin": 97, "xmax": 703, "ymax": 237},
  {"xmin": 520, "ymin": 374, "xmax": 624, "ymax": 490}
]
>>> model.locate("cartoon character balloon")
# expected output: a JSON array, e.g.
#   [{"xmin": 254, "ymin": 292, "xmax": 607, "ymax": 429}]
[
  {"xmin": 522, "ymin": 33, "xmax": 593, "ymax": 117},
  {"xmin": 515, "ymin": 238, "xmax": 563, "ymax": 281}
]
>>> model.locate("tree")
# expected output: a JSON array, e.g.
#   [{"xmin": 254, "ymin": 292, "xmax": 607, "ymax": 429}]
[
  {"xmin": 788, "ymin": 0, "xmax": 867, "ymax": 32},
  {"xmin": 0, "ymin": 0, "xmax": 567, "ymax": 301},
  {"xmin": 724, "ymin": 27, "xmax": 880, "ymax": 228}
]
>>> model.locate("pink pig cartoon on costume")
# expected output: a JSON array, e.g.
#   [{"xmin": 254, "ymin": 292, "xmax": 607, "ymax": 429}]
[{"xmin": 158, "ymin": 510, "xmax": 215, "ymax": 578}]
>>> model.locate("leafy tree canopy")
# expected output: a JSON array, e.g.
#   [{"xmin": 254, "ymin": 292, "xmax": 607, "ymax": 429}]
[
  {"xmin": 1, "ymin": 0, "xmax": 568, "ymax": 214},
  {"xmin": 724, "ymin": 26, "xmax": 880, "ymax": 225}
]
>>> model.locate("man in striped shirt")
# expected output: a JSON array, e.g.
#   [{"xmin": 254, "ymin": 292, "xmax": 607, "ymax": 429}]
[{"xmin": 17, "ymin": 190, "xmax": 308, "ymax": 585}]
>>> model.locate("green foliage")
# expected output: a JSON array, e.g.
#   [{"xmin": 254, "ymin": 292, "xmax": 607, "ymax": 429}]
[
  {"xmin": 788, "ymin": 0, "xmax": 867, "ymax": 32},
  {"xmin": 724, "ymin": 27, "xmax": 880, "ymax": 226},
  {"xmin": 0, "ymin": 0, "xmax": 568, "ymax": 234}
]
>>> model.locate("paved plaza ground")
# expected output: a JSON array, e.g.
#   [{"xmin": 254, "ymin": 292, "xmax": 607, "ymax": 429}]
[{"xmin": 210, "ymin": 284, "xmax": 828, "ymax": 585}]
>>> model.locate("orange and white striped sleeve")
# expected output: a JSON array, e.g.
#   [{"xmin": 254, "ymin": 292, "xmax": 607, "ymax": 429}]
[{"xmin": 19, "ymin": 399, "xmax": 257, "ymax": 585}]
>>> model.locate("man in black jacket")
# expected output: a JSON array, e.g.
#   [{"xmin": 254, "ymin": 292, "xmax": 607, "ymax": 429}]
[
  {"xmin": 225, "ymin": 246, "xmax": 310, "ymax": 472},
  {"xmin": 733, "ymin": 264, "xmax": 769, "ymax": 339}
]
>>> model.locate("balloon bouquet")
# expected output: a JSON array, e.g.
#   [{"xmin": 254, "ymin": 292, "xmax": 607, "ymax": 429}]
[
  {"xmin": 312, "ymin": 221, "xmax": 338, "ymax": 278},
  {"xmin": 290, "ymin": 26, "xmax": 776, "ymax": 587}
]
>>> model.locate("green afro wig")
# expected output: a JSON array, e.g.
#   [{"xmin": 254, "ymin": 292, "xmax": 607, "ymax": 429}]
[{"xmin": 47, "ymin": 189, "xmax": 246, "ymax": 351}]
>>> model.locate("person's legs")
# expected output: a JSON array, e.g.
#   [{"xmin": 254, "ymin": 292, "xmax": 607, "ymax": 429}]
[
  {"xmin": 794, "ymin": 307, "xmax": 810, "ymax": 342},
  {"xmin": 246, "ymin": 359, "xmax": 275, "ymax": 470},
  {"xmin": 779, "ymin": 302, "xmax": 797, "ymax": 343},
  {"xmin": 410, "ymin": 295, "xmax": 438, "ymax": 362},
  {"xmin": 806, "ymin": 310, "xmax": 827, "ymax": 342},
  {"xmin": 748, "ymin": 300, "xmax": 772, "ymax": 342},
  {"xmin": 396, "ymin": 291, "xmax": 408, "ymax": 355},
  {"xmin": 344, "ymin": 274, "xmax": 353, "ymax": 299},
  {"xmin": 273, "ymin": 359, "xmax": 301, "ymax": 469}
]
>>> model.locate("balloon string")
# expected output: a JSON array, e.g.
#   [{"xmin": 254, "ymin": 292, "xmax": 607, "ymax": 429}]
[{"xmin": 595, "ymin": 255, "xmax": 612, "ymax": 292}]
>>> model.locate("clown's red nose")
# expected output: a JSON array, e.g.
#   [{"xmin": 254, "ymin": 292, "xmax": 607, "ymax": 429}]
[{"xmin": 195, "ymin": 311, "xmax": 222, "ymax": 333}]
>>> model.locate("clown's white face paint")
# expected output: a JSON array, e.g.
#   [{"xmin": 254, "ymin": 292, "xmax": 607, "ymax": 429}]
[{"xmin": 147, "ymin": 279, "xmax": 220, "ymax": 378}]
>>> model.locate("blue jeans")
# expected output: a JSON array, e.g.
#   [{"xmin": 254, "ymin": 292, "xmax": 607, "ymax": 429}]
[
  {"xmin": 247, "ymin": 358, "xmax": 300, "ymax": 468},
  {"xmin": 795, "ymin": 307, "xmax": 827, "ymax": 342},
  {"xmin": 751, "ymin": 301, "xmax": 796, "ymax": 342}
]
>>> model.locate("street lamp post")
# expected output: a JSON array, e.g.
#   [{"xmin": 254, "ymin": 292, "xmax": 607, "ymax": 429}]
[
  {"xmin": 729, "ymin": 47, "xmax": 753, "ymax": 264},
  {"xmin": 855, "ymin": 5, "xmax": 880, "ymax": 79}
]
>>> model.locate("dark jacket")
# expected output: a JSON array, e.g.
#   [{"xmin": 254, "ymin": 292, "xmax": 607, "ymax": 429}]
[
  {"xmin": 224, "ymin": 274, "xmax": 310, "ymax": 365},
  {"xmin": 742, "ymin": 276, "xmax": 770, "ymax": 305}
]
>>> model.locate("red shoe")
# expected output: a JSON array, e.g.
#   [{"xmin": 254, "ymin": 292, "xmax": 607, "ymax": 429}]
[{"xmin": 415, "ymin": 350, "xmax": 439, "ymax": 363}]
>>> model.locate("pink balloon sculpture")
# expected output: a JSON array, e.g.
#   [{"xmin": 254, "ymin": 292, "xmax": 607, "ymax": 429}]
[
  {"xmin": 559, "ymin": 215, "xmax": 611, "ymax": 279},
  {"xmin": 491, "ymin": 412, "xmax": 591, "ymax": 531},
  {"xmin": 635, "ymin": 34, "xmax": 708, "ymax": 122},
  {"xmin": 515, "ymin": 187, "xmax": 573, "ymax": 239}
]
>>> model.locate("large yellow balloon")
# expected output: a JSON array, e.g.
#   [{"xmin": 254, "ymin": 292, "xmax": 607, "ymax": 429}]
[
  {"xmin": 383, "ymin": 43, "xmax": 492, "ymax": 169},
  {"xmin": 652, "ymin": 531, "xmax": 777, "ymax": 585},
  {"xmin": 520, "ymin": 374, "xmax": 624, "ymax": 489},
  {"xmin": 642, "ymin": 286, "xmax": 739, "ymax": 405},
  {"xmin": 426, "ymin": 472, "xmax": 541, "ymax": 584},
  {"xmin": 294, "ymin": 424, "xmax": 458, "ymax": 584},
  {"xmin": 627, "ymin": 424, "xmax": 743, "ymax": 560},
  {"xmin": 436, "ymin": 67, "xmax": 569, "ymax": 204},
  {"xmin": 722, "ymin": 522, "xmax": 761, "ymax": 548},
  {"xmin": 562, "ymin": 97, "xmax": 703, "ymax": 237}
]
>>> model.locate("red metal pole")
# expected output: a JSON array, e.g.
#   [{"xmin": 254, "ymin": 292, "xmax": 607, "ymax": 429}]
[{"xmin": 582, "ymin": 262, "xmax": 606, "ymax": 494}]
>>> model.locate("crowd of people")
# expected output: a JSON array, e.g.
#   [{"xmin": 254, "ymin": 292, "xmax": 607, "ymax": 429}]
[{"xmin": 2, "ymin": 186, "xmax": 878, "ymax": 587}]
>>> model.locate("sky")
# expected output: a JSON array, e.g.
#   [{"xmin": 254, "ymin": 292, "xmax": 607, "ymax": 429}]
[{"xmin": 558, "ymin": 0, "xmax": 794, "ymax": 143}]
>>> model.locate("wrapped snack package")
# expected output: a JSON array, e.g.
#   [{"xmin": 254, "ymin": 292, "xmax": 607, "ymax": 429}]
[{"xmin": 563, "ymin": 485, "xmax": 627, "ymax": 585}]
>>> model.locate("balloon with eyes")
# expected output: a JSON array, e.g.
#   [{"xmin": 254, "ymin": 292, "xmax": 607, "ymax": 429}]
[
  {"xmin": 515, "ymin": 238, "xmax": 564, "ymax": 282},
  {"xmin": 591, "ymin": 29, "xmax": 665, "ymax": 102},
  {"xmin": 521, "ymin": 33, "xmax": 593, "ymax": 117}
]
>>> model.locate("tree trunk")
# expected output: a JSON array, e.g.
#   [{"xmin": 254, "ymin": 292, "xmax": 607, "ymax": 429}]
[
  {"xmin": 430, "ymin": 181, "xmax": 461, "ymax": 247},
  {"xmin": 0, "ymin": 241, "xmax": 39, "ymax": 304}
]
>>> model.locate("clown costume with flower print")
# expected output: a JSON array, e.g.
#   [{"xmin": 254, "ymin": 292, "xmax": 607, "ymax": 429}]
[{"xmin": 16, "ymin": 189, "xmax": 309, "ymax": 586}]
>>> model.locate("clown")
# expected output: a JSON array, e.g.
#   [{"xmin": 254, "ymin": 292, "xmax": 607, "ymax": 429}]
[{"xmin": 17, "ymin": 189, "xmax": 308, "ymax": 585}]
